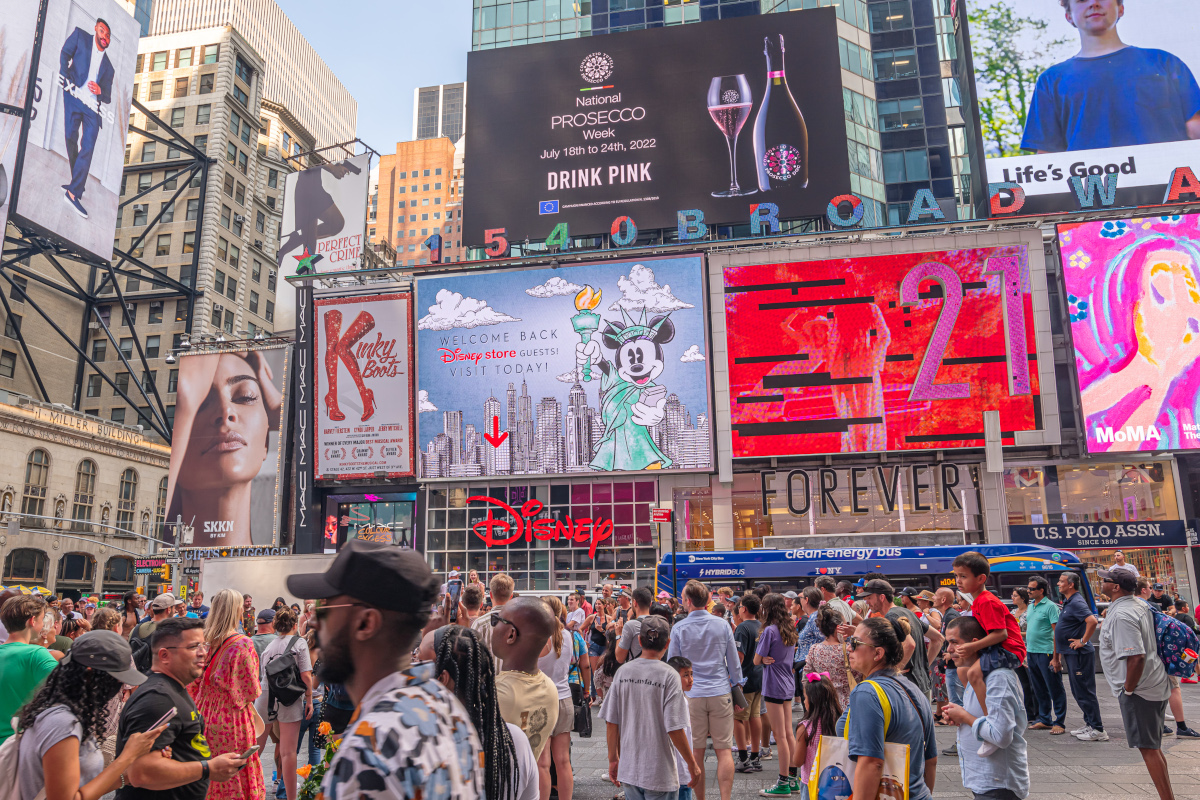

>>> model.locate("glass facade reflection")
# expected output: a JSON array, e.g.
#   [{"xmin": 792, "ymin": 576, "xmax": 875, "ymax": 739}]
[{"xmin": 1003, "ymin": 463, "xmax": 1178, "ymax": 526}]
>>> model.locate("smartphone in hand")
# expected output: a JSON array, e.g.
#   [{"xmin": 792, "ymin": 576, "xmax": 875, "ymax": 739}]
[{"xmin": 146, "ymin": 707, "xmax": 177, "ymax": 733}]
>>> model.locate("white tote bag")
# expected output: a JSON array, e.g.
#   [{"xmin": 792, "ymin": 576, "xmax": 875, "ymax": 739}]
[{"xmin": 808, "ymin": 679, "xmax": 911, "ymax": 800}]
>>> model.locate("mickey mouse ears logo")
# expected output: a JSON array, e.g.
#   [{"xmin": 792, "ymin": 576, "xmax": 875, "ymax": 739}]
[{"xmin": 580, "ymin": 52, "xmax": 614, "ymax": 84}]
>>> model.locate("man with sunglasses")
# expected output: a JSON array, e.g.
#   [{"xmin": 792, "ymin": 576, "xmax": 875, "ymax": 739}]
[
  {"xmin": 286, "ymin": 539, "xmax": 483, "ymax": 800},
  {"xmin": 116, "ymin": 617, "xmax": 248, "ymax": 800},
  {"xmin": 491, "ymin": 596, "xmax": 559, "ymax": 761}
]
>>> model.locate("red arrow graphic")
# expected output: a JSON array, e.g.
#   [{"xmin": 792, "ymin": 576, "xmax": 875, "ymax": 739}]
[{"xmin": 483, "ymin": 415, "xmax": 509, "ymax": 448}]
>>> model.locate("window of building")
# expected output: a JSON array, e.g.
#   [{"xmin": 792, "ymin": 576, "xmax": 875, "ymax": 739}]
[
  {"xmin": 267, "ymin": 271, "xmax": 276, "ymax": 291},
  {"xmin": 434, "ymin": 198, "xmax": 441, "ymax": 205},
  {"xmin": 267, "ymin": 169, "xmax": 278, "ymax": 188},
  {"xmin": 163, "ymin": 171, "xmax": 178, "ymax": 190},
  {"xmin": 91, "ymin": 338, "xmax": 106, "ymax": 361},
  {"xmin": 229, "ymin": 110, "xmax": 242, "ymax": 137},
  {"xmin": 170, "ymin": 107, "xmax": 185, "ymax": 127},
  {"xmin": 193, "ymin": 134, "xmax": 208, "ymax": 151},
  {"xmin": 228, "ymin": 243, "xmax": 240, "ymax": 268},
  {"xmin": 175, "ymin": 301, "xmax": 189, "ymax": 323},
  {"xmin": 196, "ymin": 104, "xmax": 210, "ymax": 125},
  {"xmin": 214, "ymin": 270, "xmax": 226, "ymax": 295},
  {"xmin": 135, "ymin": 54, "xmax": 143, "ymax": 73},
  {"xmin": 249, "ymin": 290, "xmax": 259, "ymax": 314},
  {"xmin": 174, "ymin": 76, "xmax": 188, "ymax": 98},
  {"xmin": 151, "ymin": 50, "xmax": 168, "ymax": 71},
  {"xmin": 141, "ymin": 142, "xmax": 156, "ymax": 162},
  {"xmin": 145, "ymin": 335, "xmax": 160, "ymax": 358},
  {"xmin": 132, "ymin": 205, "xmax": 147, "ymax": 226},
  {"xmin": 4, "ymin": 314, "xmax": 21, "ymax": 339},
  {"xmin": 223, "ymin": 310, "xmax": 234, "ymax": 333},
  {"xmin": 240, "ymin": 121, "xmax": 251, "ymax": 145},
  {"xmin": 869, "ymin": 0, "xmax": 912, "ymax": 31},
  {"xmin": 202, "ymin": 44, "xmax": 219, "ymax": 64},
  {"xmin": 148, "ymin": 80, "xmax": 163, "ymax": 101},
  {"xmin": 265, "ymin": 196, "xmax": 275, "ymax": 210},
  {"xmin": 148, "ymin": 301, "xmax": 163, "ymax": 324},
  {"xmin": 114, "ymin": 371, "xmax": 130, "ymax": 396},
  {"xmin": 235, "ymin": 182, "xmax": 246, "ymax": 205},
  {"xmin": 237, "ymin": 151, "xmax": 247, "ymax": 174},
  {"xmin": 210, "ymin": 306, "xmax": 222, "ymax": 328},
  {"xmin": 422, "ymin": 184, "xmax": 429, "ymax": 191},
  {"xmin": 233, "ymin": 84, "xmax": 248, "ymax": 106},
  {"xmin": 176, "ymin": 47, "xmax": 193, "ymax": 68},
  {"xmin": 435, "ymin": 168, "xmax": 442, "ymax": 176},
  {"xmin": 251, "ymin": 261, "xmax": 261, "ymax": 282},
  {"xmin": 168, "ymin": 369, "xmax": 179, "ymax": 393},
  {"xmin": 0, "ymin": 350, "xmax": 14, "ymax": 379},
  {"xmin": 199, "ymin": 73, "xmax": 214, "ymax": 94},
  {"xmin": 21, "ymin": 449, "xmax": 49, "ymax": 517},
  {"xmin": 217, "ymin": 238, "xmax": 228, "ymax": 262},
  {"xmin": 220, "ymin": 204, "xmax": 231, "ymax": 228},
  {"xmin": 882, "ymin": 148, "xmax": 930, "ymax": 182},
  {"xmin": 265, "ymin": 301, "xmax": 274, "ymax": 323},
  {"xmin": 226, "ymin": 278, "xmax": 237, "ymax": 301},
  {"xmin": 127, "ymin": 272, "xmax": 142, "ymax": 293},
  {"xmin": 167, "ymin": 143, "xmax": 180, "ymax": 159},
  {"xmin": 156, "ymin": 234, "xmax": 170, "ymax": 256},
  {"xmin": 73, "ymin": 460, "xmax": 95, "ymax": 524},
  {"xmin": 129, "ymin": 239, "xmax": 144, "ymax": 258},
  {"xmin": 183, "ymin": 231, "xmax": 195, "ymax": 253},
  {"xmin": 141, "ymin": 371, "xmax": 156, "ymax": 390},
  {"xmin": 116, "ymin": 469, "xmax": 138, "ymax": 532},
  {"xmin": 10, "ymin": 275, "xmax": 26, "ymax": 303},
  {"xmin": 235, "ymin": 56, "xmax": 253, "ymax": 84},
  {"xmin": 86, "ymin": 374, "xmax": 101, "ymax": 397},
  {"xmin": 226, "ymin": 142, "xmax": 237, "ymax": 165},
  {"xmin": 255, "ymin": 211, "xmax": 264, "ymax": 233},
  {"xmin": 874, "ymin": 48, "xmax": 918, "ymax": 81},
  {"xmin": 879, "ymin": 98, "xmax": 923, "ymax": 131},
  {"xmin": 423, "ymin": 169, "xmax": 430, "ymax": 177},
  {"xmin": 223, "ymin": 172, "xmax": 235, "ymax": 197},
  {"xmin": 111, "ymin": 408, "xmax": 125, "ymax": 424}
]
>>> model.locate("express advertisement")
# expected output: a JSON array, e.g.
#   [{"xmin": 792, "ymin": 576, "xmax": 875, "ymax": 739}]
[
  {"xmin": 11, "ymin": 0, "xmax": 138, "ymax": 261},
  {"xmin": 314, "ymin": 292, "xmax": 414, "ymax": 479},
  {"xmin": 723, "ymin": 242, "xmax": 1050, "ymax": 457},
  {"xmin": 1059, "ymin": 213, "xmax": 1200, "ymax": 452},
  {"xmin": 415, "ymin": 255, "xmax": 712, "ymax": 480},
  {"xmin": 275, "ymin": 153, "xmax": 371, "ymax": 331},
  {"xmin": 463, "ymin": 10, "xmax": 849, "ymax": 244},
  {"xmin": 164, "ymin": 346, "xmax": 289, "ymax": 549},
  {"xmin": 0, "ymin": 0, "xmax": 39, "ymax": 239},
  {"xmin": 974, "ymin": 0, "xmax": 1200, "ymax": 212}
]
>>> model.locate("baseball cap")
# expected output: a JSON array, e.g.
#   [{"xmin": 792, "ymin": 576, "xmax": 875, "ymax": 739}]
[
  {"xmin": 1098, "ymin": 569, "xmax": 1138, "ymax": 592},
  {"xmin": 858, "ymin": 579, "xmax": 895, "ymax": 598},
  {"xmin": 899, "ymin": 587, "xmax": 918, "ymax": 598},
  {"xmin": 149, "ymin": 593, "xmax": 175, "ymax": 610},
  {"xmin": 256, "ymin": 608, "xmax": 276, "ymax": 624},
  {"xmin": 287, "ymin": 539, "xmax": 438, "ymax": 613},
  {"xmin": 783, "ymin": 591, "xmax": 798, "ymax": 599},
  {"xmin": 639, "ymin": 615, "xmax": 671, "ymax": 650},
  {"xmin": 1154, "ymin": 583, "xmax": 1165, "ymax": 590},
  {"xmin": 657, "ymin": 590, "xmax": 670, "ymax": 599},
  {"xmin": 62, "ymin": 630, "xmax": 146, "ymax": 685}
]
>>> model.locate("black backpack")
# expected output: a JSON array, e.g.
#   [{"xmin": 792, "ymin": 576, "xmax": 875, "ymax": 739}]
[
  {"xmin": 128, "ymin": 621, "xmax": 157, "ymax": 674},
  {"xmin": 266, "ymin": 635, "xmax": 306, "ymax": 709}
]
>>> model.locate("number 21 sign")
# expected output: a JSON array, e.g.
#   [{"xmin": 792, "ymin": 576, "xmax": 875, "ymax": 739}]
[{"xmin": 723, "ymin": 244, "xmax": 1046, "ymax": 457}]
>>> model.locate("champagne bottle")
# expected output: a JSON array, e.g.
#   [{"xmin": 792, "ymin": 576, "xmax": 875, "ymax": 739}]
[{"xmin": 752, "ymin": 35, "xmax": 810, "ymax": 192}]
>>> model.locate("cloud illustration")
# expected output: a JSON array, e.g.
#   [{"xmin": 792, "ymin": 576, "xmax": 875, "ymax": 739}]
[
  {"xmin": 608, "ymin": 264, "xmax": 694, "ymax": 313},
  {"xmin": 680, "ymin": 345, "xmax": 705, "ymax": 363},
  {"xmin": 526, "ymin": 276, "xmax": 584, "ymax": 298},
  {"xmin": 555, "ymin": 371, "xmax": 579, "ymax": 383},
  {"xmin": 417, "ymin": 288, "xmax": 521, "ymax": 330},
  {"xmin": 417, "ymin": 390, "xmax": 438, "ymax": 413}
]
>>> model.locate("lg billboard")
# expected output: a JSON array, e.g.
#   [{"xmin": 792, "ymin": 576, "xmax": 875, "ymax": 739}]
[{"xmin": 463, "ymin": 10, "xmax": 850, "ymax": 244}]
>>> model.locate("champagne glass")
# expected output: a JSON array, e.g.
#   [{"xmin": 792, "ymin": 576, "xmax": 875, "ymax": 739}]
[{"xmin": 708, "ymin": 75, "xmax": 757, "ymax": 197}]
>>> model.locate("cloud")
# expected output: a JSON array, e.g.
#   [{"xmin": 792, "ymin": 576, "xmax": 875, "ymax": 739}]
[
  {"xmin": 417, "ymin": 288, "xmax": 521, "ymax": 331},
  {"xmin": 526, "ymin": 276, "xmax": 584, "ymax": 298},
  {"xmin": 555, "ymin": 371, "xmax": 579, "ymax": 383},
  {"xmin": 417, "ymin": 390, "xmax": 438, "ymax": 413},
  {"xmin": 680, "ymin": 345, "xmax": 705, "ymax": 363},
  {"xmin": 608, "ymin": 264, "xmax": 694, "ymax": 313}
]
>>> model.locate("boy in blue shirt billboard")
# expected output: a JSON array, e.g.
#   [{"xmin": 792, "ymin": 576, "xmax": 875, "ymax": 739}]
[{"xmin": 1022, "ymin": 0, "xmax": 1200, "ymax": 153}]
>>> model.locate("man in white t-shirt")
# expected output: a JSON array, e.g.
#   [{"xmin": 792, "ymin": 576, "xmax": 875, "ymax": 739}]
[{"xmin": 565, "ymin": 593, "xmax": 586, "ymax": 632}]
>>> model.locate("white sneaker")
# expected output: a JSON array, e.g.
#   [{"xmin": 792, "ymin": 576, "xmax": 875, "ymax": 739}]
[
  {"xmin": 1069, "ymin": 725, "xmax": 1090, "ymax": 736},
  {"xmin": 977, "ymin": 741, "xmax": 999, "ymax": 757},
  {"xmin": 1075, "ymin": 728, "xmax": 1110, "ymax": 742}
]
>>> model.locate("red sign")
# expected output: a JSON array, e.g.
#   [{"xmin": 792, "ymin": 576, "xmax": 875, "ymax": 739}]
[
  {"xmin": 468, "ymin": 495, "xmax": 613, "ymax": 558},
  {"xmin": 651, "ymin": 508, "xmax": 673, "ymax": 524}
]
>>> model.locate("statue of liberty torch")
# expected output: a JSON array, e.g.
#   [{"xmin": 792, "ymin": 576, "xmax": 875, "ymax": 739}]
[{"xmin": 571, "ymin": 285, "xmax": 602, "ymax": 382}]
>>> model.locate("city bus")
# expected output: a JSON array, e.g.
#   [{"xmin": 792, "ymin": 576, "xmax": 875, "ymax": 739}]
[{"xmin": 656, "ymin": 543, "xmax": 1098, "ymax": 610}]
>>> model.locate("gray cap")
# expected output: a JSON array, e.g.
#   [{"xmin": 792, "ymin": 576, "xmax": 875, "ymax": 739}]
[
  {"xmin": 62, "ymin": 630, "xmax": 146, "ymax": 685},
  {"xmin": 639, "ymin": 615, "xmax": 671, "ymax": 651},
  {"xmin": 783, "ymin": 591, "xmax": 798, "ymax": 599},
  {"xmin": 149, "ymin": 593, "xmax": 175, "ymax": 610}
]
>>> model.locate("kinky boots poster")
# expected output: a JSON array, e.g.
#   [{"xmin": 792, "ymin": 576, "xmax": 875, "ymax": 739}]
[{"xmin": 314, "ymin": 292, "xmax": 415, "ymax": 479}]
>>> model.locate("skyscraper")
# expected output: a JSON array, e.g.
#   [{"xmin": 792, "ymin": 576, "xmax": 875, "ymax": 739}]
[
  {"xmin": 413, "ymin": 83, "xmax": 467, "ymax": 142},
  {"xmin": 516, "ymin": 381, "xmax": 534, "ymax": 474},
  {"xmin": 536, "ymin": 397, "xmax": 563, "ymax": 475},
  {"xmin": 565, "ymin": 382, "xmax": 592, "ymax": 472},
  {"xmin": 443, "ymin": 410, "xmax": 463, "ymax": 466},
  {"xmin": 506, "ymin": 382, "xmax": 517, "ymax": 439},
  {"xmin": 483, "ymin": 394, "xmax": 501, "ymax": 475}
]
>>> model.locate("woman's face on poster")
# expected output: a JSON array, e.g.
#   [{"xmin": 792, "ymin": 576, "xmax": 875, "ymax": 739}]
[{"xmin": 181, "ymin": 353, "xmax": 271, "ymax": 488}]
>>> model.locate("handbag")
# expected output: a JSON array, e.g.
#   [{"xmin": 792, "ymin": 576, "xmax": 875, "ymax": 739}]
[
  {"xmin": 808, "ymin": 680, "xmax": 911, "ymax": 800},
  {"xmin": 569, "ymin": 682, "xmax": 592, "ymax": 737}
]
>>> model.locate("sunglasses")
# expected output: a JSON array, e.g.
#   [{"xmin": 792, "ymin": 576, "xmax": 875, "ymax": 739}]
[
  {"xmin": 489, "ymin": 613, "xmax": 521, "ymax": 637},
  {"xmin": 314, "ymin": 599, "xmax": 367, "ymax": 621},
  {"xmin": 844, "ymin": 636, "xmax": 872, "ymax": 651}
]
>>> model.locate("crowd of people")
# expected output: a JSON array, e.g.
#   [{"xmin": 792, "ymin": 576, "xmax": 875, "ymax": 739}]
[{"xmin": 0, "ymin": 546, "xmax": 1192, "ymax": 800}]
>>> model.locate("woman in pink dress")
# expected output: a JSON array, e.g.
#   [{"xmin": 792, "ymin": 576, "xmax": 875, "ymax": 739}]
[{"xmin": 191, "ymin": 588, "xmax": 264, "ymax": 800}]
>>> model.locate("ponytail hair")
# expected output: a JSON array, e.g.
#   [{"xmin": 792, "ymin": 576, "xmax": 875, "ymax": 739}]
[
  {"xmin": 860, "ymin": 616, "xmax": 907, "ymax": 668},
  {"xmin": 542, "ymin": 596, "xmax": 565, "ymax": 657}
]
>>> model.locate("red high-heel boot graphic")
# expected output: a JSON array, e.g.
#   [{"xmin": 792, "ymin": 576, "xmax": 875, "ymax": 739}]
[
  {"xmin": 323, "ymin": 310, "xmax": 345, "ymax": 421},
  {"xmin": 337, "ymin": 311, "xmax": 377, "ymax": 421}
]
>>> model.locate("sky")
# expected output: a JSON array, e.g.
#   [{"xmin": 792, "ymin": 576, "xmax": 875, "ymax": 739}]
[{"xmin": 279, "ymin": 0, "xmax": 473, "ymax": 154}]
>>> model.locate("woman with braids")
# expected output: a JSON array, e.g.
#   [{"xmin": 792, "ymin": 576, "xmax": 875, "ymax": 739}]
[
  {"xmin": 755, "ymin": 593, "xmax": 799, "ymax": 796},
  {"xmin": 15, "ymin": 630, "xmax": 170, "ymax": 800},
  {"xmin": 537, "ymin": 596, "xmax": 578, "ymax": 800},
  {"xmin": 839, "ymin": 616, "xmax": 939, "ymax": 800},
  {"xmin": 436, "ymin": 626, "xmax": 539, "ymax": 800}
]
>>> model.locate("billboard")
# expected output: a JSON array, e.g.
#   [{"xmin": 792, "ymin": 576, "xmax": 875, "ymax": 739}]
[
  {"xmin": 11, "ymin": 0, "xmax": 138, "ymax": 261},
  {"xmin": 275, "ymin": 153, "xmax": 371, "ymax": 331},
  {"xmin": 723, "ymin": 243, "xmax": 1050, "ymax": 457},
  {"xmin": 164, "ymin": 345, "xmax": 289, "ymax": 549},
  {"xmin": 1059, "ymin": 213, "xmax": 1200, "ymax": 452},
  {"xmin": 416, "ymin": 254, "xmax": 712, "ymax": 480},
  {"xmin": 463, "ymin": 10, "xmax": 850, "ymax": 244},
  {"xmin": 0, "ymin": 0, "xmax": 40, "ymax": 238},
  {"xmin": 314, "ymin": 292, "xmax": 414, "ymax": 479},
  {"xmin": 975, "ymin": 0, "xmax": 1200, "ymax": 212}
]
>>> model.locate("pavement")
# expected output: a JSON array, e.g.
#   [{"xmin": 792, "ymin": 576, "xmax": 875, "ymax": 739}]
[{"xmin": 263, "ymin": 680, "xmax": 1200, "ymax": 800}]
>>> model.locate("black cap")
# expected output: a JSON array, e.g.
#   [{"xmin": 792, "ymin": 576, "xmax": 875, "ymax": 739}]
[
  {"xmin": 1153, "ymin": 583, "xmax": 1165, "ymax": 590},
  {"xmin": 899, "ymin": 587, "xmax": 918, "ymax": 598},
  {"xmin": 1098, "ymin": 569, "xmax": 1138, "ymax": 592},
  {"xmin": 256, "ymin": 608, "xmax": 276, "ymax": 624},
  {"xmin": 639, "ymin": 615, "xmax": 671, "ymax": 650},
  {"xmin": 286, "ymin": 539, "xmax": 438, "ymax": 613},
  {"xmin": 858, "ymin": 579, "xmax": 894, "ymax": 599}
]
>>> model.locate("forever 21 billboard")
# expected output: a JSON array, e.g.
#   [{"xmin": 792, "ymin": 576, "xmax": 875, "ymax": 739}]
[{"xmin": 464, "ymin": 9, "xmax": 850, "ymax": 245}]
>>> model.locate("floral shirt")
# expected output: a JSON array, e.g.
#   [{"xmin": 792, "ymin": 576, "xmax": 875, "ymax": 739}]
[{"xmin": 322, "ymin": 662, "xmax": 483, "ymax": 800}]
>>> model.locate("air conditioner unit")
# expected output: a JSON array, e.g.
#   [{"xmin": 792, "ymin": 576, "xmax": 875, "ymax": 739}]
[
  {"xmin": 213, "ymin": 303, "xmax": 223, "ymax": 312},
  {"xmin": 133, "ymin": 203, "xmax": 147, "ymax": 211},
  {"xmin": 125, "ymin": 303, "xmax": 135, "ymax": 312},
  {"xmin": 87, "ymin": 322, "xmax": 99, "ymax": 330},
  {"xmin": 254, "ymin": 240, "xmax": 262, "ymax": 249},
  {"xmin": 234, "ymin": 214, "xmax": 244, "ymax": 223}
]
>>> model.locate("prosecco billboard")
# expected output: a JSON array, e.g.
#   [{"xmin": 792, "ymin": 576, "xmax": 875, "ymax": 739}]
[{"xmin": 463, "ymin": 9, "xmax": 850, "ymax": 245}]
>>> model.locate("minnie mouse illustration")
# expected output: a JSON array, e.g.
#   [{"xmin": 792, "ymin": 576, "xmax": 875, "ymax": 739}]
[{"xmin": 576, "ymin": 306, "xmax": 675, "ymax": 471}]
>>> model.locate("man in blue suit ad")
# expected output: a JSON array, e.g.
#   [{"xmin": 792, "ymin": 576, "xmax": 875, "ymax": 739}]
[{"xmin": 59, "ymin": 18, "xmax": 114, "ymax": 220}]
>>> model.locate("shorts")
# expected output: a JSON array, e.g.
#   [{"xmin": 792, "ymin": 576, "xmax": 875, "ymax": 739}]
[
  {"xmin": 734, "ymin": 691, "xmax": 762, "ymax": 722},
  {"xmin": 588, "ymin": 640, "xmax": 606, "ymax": 657},
  {"xmin": 763, "ymin": 696, "xmax": 791, "ymax": 705},
  {"xmin": 689, "ymin": 693, "xmax": 735, "ymax": 750},
  {"xmin": 978, "ymin": 644, "xmax": 1021, "ymax": 677},
  {"xmin": 552, "ymin": 697, "xmax": 574, "ymax": 736},
  {"xmin": 1117, "ymin": 691, "xmax": 1168, "ymax": 750}
]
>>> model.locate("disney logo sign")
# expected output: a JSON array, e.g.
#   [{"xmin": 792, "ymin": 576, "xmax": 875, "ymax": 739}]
[{"xmin": 468, "ymin": 495, "xmax": 613, "ymax": 559}]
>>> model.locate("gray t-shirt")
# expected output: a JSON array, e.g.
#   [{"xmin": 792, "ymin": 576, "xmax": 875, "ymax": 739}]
[
  {"xmin": 19, "ymin": 705, "xmax": 104, "ymax": 800},
  {"xmin": 250, "ymin": 633, "xmax": 275, "ymax": 659},
  {"xmin": 826, "ymin": 596, "xmax": 855, "ymax": 625},
  {"xmin": 599, "ymin": 657, "xmax": 689, "ymax": 792},
  {"xmin": 1099, "ymin": 596, "xmax": 1171, "ymax": 701},
  {"xmin": 887, "ymin": 606, "xmax": 931, "ymax": 695},
  {"xmin": 618, "ymin": 614, "xmax": 651, "ymax": 660}
]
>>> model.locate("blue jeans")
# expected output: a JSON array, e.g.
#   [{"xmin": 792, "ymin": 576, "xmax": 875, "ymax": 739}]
[
  {"xmin": 296, "ymin": 699, "xmax": 323, "ymax": 766},
  {"xmin": 679, "ymin": 787, "xmax": 693, "ymax": 800},
  {"xmin": 624, "ymin": 786, "xmax": 678, "ymax": 800},
  {"xmin": 1027, "ymin": 653, "xmax": 1066, "ymax": 727},
  {"xmin": 945, "ymin": 664, "xmax": 964, "ymax": 705}
]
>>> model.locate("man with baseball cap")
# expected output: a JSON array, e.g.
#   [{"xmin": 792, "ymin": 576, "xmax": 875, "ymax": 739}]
[
  {"xmin": 1098, "ymin": 568, "xmax": 1175, "ymax": 800},
  {"xmin": 250, "ymin": 609, "xmax": 276, "ymax": 659},
  {"xmin": 286, "ymin": 539, "xmax": 483, "ymax": 800}
]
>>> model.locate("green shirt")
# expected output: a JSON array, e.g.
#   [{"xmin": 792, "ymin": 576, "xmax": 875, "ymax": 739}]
[
  {"xmin": 0, "ymin": 642, "xmax": 59, "ymax": 742},
  {"xmin": 1024, "ymin": 597, "xmax": 1060, "ymax": 654}
]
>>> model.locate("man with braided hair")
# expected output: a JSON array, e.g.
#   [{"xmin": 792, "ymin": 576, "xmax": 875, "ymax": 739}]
[{"xmin": 436, "ymin": 626, "xmax": 539, "ymax": 800}]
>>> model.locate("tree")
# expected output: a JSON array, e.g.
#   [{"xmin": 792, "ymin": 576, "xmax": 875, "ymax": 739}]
[{"xmin": 968, "ymin": 2, "xmax": 1067, "ymax": 156}]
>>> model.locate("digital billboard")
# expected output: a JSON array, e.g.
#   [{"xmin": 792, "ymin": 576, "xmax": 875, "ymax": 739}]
[
  {"xmin": 11, "ymin": 0, "xmax": 138, "ymax": 261},
  {"xmin": 723, "ymin": 242, "xmax": 1051, "ymax": 457},
  {"xmin": 463, "ymin": 10, "xmax": 850, "ymax": 244},
  {"xmin": 314, "ymin": 292, "xmax": 414, "ymax": 479},
  {"xmin": 164, "ymin": 345, "xmax": 289, "ymax": 548},
  {"xmin": 416, "ymin": 255, "xmax": 712, "ymax": 480},
  {"xmin": 975, "ymin": 0, "xmax": 1200, "ymax": 213},
  {"xmin": 0, "ymin": 0, "xmax": 39, "ymax": 239},
  {"xmin": 1059, "ymin": 213, "xmax": 1200, "ymax": 452}
]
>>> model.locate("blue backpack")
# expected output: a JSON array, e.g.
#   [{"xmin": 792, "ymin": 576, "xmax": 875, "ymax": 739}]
[{"xmin": 1144, "ymin": 600, "xmax": 1200, "ymax": 678}]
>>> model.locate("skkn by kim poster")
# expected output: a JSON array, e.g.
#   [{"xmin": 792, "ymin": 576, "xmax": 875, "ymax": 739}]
[
  {"xmin": 415, "ymin": 255, "xmax": 713, "ymax": 480},
  {"xmin": 314, "ymin": 292, "xmax": 414, "ymax": 479}
]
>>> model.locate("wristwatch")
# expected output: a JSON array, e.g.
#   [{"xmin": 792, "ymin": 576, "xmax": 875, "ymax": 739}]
[{"xmin": 201, "ymin": 760, "xmax": 210, "ymax": 780}]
